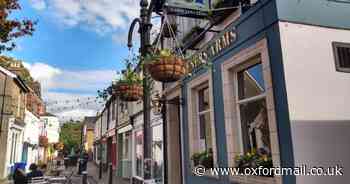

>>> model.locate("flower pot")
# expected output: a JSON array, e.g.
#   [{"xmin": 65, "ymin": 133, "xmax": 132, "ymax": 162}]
[
  {"xmin": 145, "ymin": 56, "xmax": 187, "ymax": 82},
  {"xmin": 116, "ymin": 83, "xmax": 143, "ymax": 102}
]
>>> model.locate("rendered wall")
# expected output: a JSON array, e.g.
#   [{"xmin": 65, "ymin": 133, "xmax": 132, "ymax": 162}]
[{"xmin": 279, "ymin": 21, "xmax": 350, "ymax": 184}]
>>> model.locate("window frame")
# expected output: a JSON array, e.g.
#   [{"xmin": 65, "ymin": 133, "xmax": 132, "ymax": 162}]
[
  {"xmin": 196, "ymin": 85, "xmax": 212, "ymax": 153},
  {"xmin": 221, "ymin": 39, "xmax": 281, "ymax": 183},
  {"xmin": 187, "ymin": 72, "xmax": 218, "ymax": 171},
  {"xmin": 332, "ymin": 41, "xmax": 350, "ymax": 73},
  {"xmin": 234, "ymin": 60, "xmax": 269, "ymax": 154}
]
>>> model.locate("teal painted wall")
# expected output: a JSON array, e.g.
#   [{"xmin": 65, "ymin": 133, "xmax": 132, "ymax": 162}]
[
  {"xmin": 178, "ymin": 0, "xmax": 295, "ymax": 183},
  {"xmin": 276, "ymin": 0, "xmax": 350, "ymax": 29}
]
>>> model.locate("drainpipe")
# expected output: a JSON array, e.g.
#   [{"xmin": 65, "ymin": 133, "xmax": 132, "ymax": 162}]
[{"xmin": 0, "ymin": 75, "xmax": 8, "ymax": 136}]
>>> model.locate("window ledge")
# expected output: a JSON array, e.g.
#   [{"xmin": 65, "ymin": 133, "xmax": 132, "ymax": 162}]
[{"xmin": 230, "ymin": 175, "xmax": 278, "ymax": 184}]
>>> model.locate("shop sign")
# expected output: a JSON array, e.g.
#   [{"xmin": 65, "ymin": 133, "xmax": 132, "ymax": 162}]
[
  {"xmin": 189, "ymin": 24, "xmax": 237, "ymax": 69},
  {"xmin": 165, "ymin": 0, "xmax": 209, "ymax": 11}
]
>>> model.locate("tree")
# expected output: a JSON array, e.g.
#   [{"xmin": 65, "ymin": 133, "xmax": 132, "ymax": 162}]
[
  {"xmin": 0, "ymin": 0, "xmax": 36, "ymax": 52},
  {"xmin": 59, "ymin": 121, "xmax": 83, "ymax": 154},
  {"xmin": 0, "ymin": 56, "xmax": 34, "ymax": 83}
]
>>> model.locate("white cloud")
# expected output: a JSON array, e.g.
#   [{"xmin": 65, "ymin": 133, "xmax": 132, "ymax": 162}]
[
  {"xmin": 46, "ymin": 0, "xmax": 139, "ymax": 34},
  {"xmin": 24, "ymin": 62, "xmax": 113, "ymax": 122},
  {"xmin": 30, "ymin": 0, "xmax": 47, "ymax": 10}
]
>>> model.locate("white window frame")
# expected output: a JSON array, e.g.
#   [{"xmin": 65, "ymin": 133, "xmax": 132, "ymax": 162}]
[
  {"xmin": 234, "ymin": 60, "xmax": 268, "ymax": 153},
  {"xmin": 221, "ymin": 39, "xmax": 281, "ymax": 184},
  {"xmin": 187, "ymin": 71, "xmax": 218, "ymax": 170},
  {"xmin": 195, "ymin": 84, "xmax": 212, "ymax": 153}
]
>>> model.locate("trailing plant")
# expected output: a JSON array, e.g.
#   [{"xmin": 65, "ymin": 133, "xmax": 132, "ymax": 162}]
[
  {"xmin": 97, "ymin": 54, "xmax": 143, "ymax": 101},
  {"xmin": 191, "ymin": 149, "xmax": 214, "ymax": 168}
]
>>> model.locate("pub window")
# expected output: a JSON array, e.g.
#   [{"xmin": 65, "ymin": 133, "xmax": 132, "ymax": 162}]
[
  {"xmin": 197, "ymin": 86, "xmax": 213, "ymax": 154},
  {"xmin": 236, "ymin": 62, "xmax": 271, "ymax": 154},
  {"xmin": 135, "ymin": 130, "xmax": 143, "ymax": 178},
  {"xmin": 333, "ymin": 42, "xmax": 350, "ymax": 73}
]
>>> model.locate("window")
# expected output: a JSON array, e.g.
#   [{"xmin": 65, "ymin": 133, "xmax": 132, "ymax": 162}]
[
  {"xmin": 236, "ymin": 62, "xmax": 271, "ymax": 154},
  {"xmin": 10, "ymin": 132, "xmax": 19, "ymax": 164},
  {"xmin": 188, "ymin": 75, "xmax": 217, "ymax": 169},
  {"xmin": 152, "ymin": 125, "xmax": 163, "ymax": 182},
  {"xmin": 197, "ymin": 87, "xmax": 213, "ymax": 153},
  {"xmin": 333, "ymin": 42, "xmax": 350, "ymax": 73},
  {"xmin": 122, "ymin": 132, "xmax": 131, "ymax": 159}
]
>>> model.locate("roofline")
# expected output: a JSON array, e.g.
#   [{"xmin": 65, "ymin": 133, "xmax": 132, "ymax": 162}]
[{"xmin": 0, "ymin": 66, "xmax": 30, "ymax": 92}]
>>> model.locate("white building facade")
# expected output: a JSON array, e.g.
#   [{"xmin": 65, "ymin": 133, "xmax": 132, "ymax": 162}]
[{"xmin": 22, "ymin": 110, "xmax": 41, "ymax": 170}]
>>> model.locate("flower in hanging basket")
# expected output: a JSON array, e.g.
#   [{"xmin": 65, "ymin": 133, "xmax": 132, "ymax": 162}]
[
  {"xmin": 114, "ymin": 66, "xmax": 143, "ymax": 102},
  {"xmin": 144, "ymin": 48, "xmax": 187, "ymax": 83}
]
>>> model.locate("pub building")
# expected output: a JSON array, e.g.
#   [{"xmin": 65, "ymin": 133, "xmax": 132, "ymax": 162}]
[{"xmin": 161, "ymin": 1, "xmax": 350, "ymax": 184}]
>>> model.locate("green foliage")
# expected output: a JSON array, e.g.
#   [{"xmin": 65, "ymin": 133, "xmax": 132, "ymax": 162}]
[
  {"xmin": 143, "ymin": 48, "xmax": 174, "ymax": 64},
  {"xmin": 191, "ymin": 149, "xmax": 213, "ymax": 168},
  {"xmin": 234, "ymin": 148, "xmax": 273, "ymax": 177},
  {"xmin": 97, "ymin": 54, "xmax": 143, "ymax": 101},
  {"xmin": 0, "ymin": 0, "xmax": 36, "ymax": 52},
  {"xmin": 118, "ymin": 65, "xmax": 142, "ymax": 85},
  {"xmin": 59, "ymin": 121, "xmax": 83, "ymax": 153},
  {"xmin": 0, "ymin": 55, "xmax": 34, "ymax": 83}
]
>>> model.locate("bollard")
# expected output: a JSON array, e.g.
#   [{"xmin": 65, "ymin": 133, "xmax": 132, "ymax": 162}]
[
  {"xmin": 108, "ymin": 163, "xmax": 113, "ymax": 184},
  {"xmin": 82, "ymin": 171, "xmax": 88, "ymax": 184}
]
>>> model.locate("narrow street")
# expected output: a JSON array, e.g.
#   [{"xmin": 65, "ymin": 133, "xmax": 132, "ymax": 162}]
[{"xmin": 53, "ymin": 162, "xmax": 130, "ymax": 184}]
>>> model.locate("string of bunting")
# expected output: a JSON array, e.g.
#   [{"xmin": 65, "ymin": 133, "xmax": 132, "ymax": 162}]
[
  {"xmin": 47, "ymin": 101, "xmax": 104, "ymax": 112},
  {"xmin": 44, "ymin": 96, "xmax": 103, "ymax": 106}
]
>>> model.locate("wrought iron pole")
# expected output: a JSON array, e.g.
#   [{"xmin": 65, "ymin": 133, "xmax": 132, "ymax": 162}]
[
  {"xmin": 128, "ymin": 0, "xmax": 154, "ymax": 182},
  {"xmin": 140, "ymin": 0, "xmax": 153, "ymax": 181}
]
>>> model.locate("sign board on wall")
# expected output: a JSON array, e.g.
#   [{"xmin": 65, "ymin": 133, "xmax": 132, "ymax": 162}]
[
  {"xmin": 164, "ymin": 0, "xmax": 235, "ymax": 18},
  {"xmin": 165, "ymin": 0, "xmax": 209, "ymax": 11}
]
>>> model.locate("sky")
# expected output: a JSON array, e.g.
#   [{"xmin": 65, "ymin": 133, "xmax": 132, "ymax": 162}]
[{"xmin": 5, "ymin": 0, "xmax": 147, "ymax": 121}]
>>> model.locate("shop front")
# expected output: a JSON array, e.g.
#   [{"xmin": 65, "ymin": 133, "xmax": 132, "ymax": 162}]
[
  {"xmin": 163, "ymin": 1, "xmax": 292, "ymax": 184},
  {"xmin": 131, "ymin": 113, "xmax": 164, "ymax": 184},
  {"xmin": 117, "ymin": 124, "xmax": 133, "ymax": 179}
]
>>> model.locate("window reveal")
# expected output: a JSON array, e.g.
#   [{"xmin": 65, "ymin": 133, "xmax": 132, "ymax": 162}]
[{"xmin": 237, "ymin": 62, "xmax": 271, "ymax": 154}]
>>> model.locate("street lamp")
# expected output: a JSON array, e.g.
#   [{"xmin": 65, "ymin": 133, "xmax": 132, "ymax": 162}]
[
  {"xmin": 127, "ymin": 0, "xmax": 155, "ymax": 181},
  {"xmin": 128, "ymin": 1, "xmax": 185, "ymax": 183}
]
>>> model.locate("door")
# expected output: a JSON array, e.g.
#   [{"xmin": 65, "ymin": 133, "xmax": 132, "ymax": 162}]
[{"xmin": 167, "ymin": 97, "xmax": 182, "ymax": 184}]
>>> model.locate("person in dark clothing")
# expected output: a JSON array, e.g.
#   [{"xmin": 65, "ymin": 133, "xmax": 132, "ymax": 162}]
[
  {"xmin": 13, "ymin": 167, "xmax": 27, "ymax": 184},
  {"xmin": 27, "ymin": 164, "xmax": 43, "ymax": 179}
]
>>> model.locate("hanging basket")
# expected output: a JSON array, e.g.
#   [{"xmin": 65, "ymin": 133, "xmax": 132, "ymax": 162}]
[
  {"xmin": 145, "ymin": 55, "xmax": 187, "ymax": 83},
  {"xmin": 116, "ymin": 82, "xmax": 143, "ymax": 102},
  {"xmin": 39, "ymin": 136, "xmax": 49, "ymax": 147}
]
